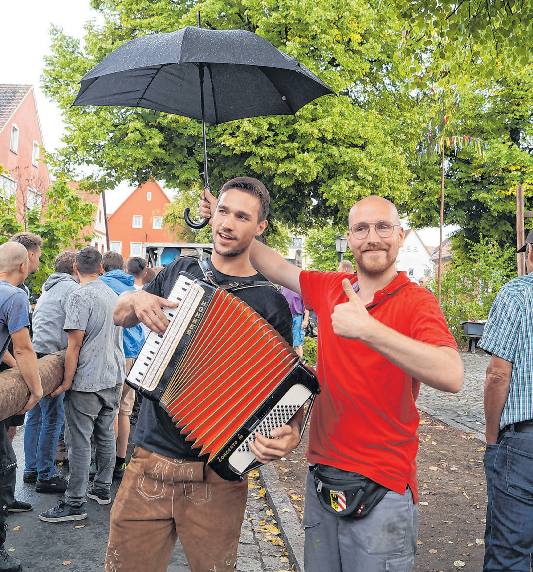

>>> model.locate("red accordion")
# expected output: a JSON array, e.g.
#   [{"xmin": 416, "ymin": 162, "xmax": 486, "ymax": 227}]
[{"xmin": 127, "ymin": 273, "xmax": 320, "ymax": 481}]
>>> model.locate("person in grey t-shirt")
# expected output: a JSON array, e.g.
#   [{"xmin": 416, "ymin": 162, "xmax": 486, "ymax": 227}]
[{"xmin": 39, "ymin": 247, "xmax": 125, "ymax": 523}]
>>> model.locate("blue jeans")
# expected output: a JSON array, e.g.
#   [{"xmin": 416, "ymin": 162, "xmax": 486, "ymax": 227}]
[
  {"xmin": 484, "ymin": 427, "xmax": 533, "ymax": 571},
  {"xmin": 63, "ymin": 386, "xmax": 120, "ymax": 507},
  {"xmin": 23, "ymin": 393, "xmax": 65, "ymax": 480},
  {"xmin": 302, "ymin": 470, "xmax": 418, "ymax": 572}
]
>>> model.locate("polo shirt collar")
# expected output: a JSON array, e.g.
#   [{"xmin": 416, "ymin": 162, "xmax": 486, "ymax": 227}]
[{"xmin": 352, "ymin": 271, "xmax": 410, "ymax": 308}]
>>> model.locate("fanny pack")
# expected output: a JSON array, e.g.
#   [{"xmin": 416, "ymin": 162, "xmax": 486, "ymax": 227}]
[{"xmin": 311, "ymin": 464, "xmax": 389, "ymax": 518}]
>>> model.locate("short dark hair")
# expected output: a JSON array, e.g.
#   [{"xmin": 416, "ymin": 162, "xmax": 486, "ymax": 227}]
[
  {"xmin": 54, "ymin": 251, "xmax": 77, "ymax": 274},
  {"xmin": 102, "ymin": 251, "xmax": 124, "ymax": 273},
  {"xmin": 142, "ymin": 267, "xmax": 155, "ymax": 285},
  {"xmin": 75, "ymin": 246, "xmax": 102, "ymax": 275},
  {"xmin": 126, "ymin": 257, "xmax": 146, "ymax": 278},
  {"xmin": 219, "ymin": 177, "xmax": 270, "ymax": 222},
  {"xmin": 10, "ymin": 232, "xmax": 43, "ymax": 251}
]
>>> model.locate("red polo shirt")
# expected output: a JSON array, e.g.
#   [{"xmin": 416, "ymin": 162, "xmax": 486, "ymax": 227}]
[{"xmin": 300, "ymin": 270, "xmax": 457, "ymax": 503}]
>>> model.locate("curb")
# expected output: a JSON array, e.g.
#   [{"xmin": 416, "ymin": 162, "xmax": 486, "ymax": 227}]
[
  {"xmin": 259, "ymin": 463, "xmax": 305, "ymax": 572},
  {"xmin": 258, "ymin": 408, "xmax": 486, "ymax": 572},
  {"xmin": 417, "ymin": 404, "xmax": 486, "ymax": 443}
]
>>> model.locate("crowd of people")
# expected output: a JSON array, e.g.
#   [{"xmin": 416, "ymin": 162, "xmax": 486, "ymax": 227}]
[
  {"xmin": 0, "ymin": 174, "xmax": 531, "ymax": 572},
  {"xmin": 0, "ymin": 234, "xmax": 152, "ymax": 571}
]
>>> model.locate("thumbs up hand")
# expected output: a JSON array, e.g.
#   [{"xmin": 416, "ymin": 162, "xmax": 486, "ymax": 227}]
[{"xmin": 331, "ymin": 279, "xmax": 374, "ymax": 340}]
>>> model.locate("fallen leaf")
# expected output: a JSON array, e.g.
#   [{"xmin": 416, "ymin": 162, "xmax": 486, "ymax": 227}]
[
  {"xmin": 281, "ymin": 508, "xmax": 290, "ymax": 513},
  {"xmin": 450, "ymin": 466, "xmax": 459, "ymax": 471},
  {"xmin": 461, "ymin": 551, "xmax": 469, "ymax": 556},
  {"xmin": 419, "ymin": 502, "xmax": 428, "ymax": 506},
  {"xmin": 432, "ymin": 441, "xmax": 437, "ymax": 444},
  {"xmin": 429, "ymin": 549, "xmax": 437, "ymax": 554},
  {"xmin": 454, "ymin": 561, "xmax": 466, "ymax": 568},
  {"xmin": 280, "ymin": 557, "xmax": 289, "ymax": 563},
  {"xmin": 259, "ymin": 521, "xmax": 266, "ymax": 525},
  {"xmin": 467, "ymin": 543, "xmax": 474, "ymax": 547},
  {"xmin": 429, "ymin": 466, "xmax": 438, "ymax": 471},
  {"xmin": 75, "ymin": 525, "xmax": 85, "ymax": 529},
  {"xmin": 266, "ymin": 509, "xmax": 274, "ymax": 516},
  {"xmin": 476, "ymin": 538, "xmax": 484, "ymax": 545},
  {"xmin": 249, "ymin": 470, "xmax": 259, "ymax": 477},
  {"xmin": 62, "ymin": 561, "xmax": 71, "ymax": 566},
  {"xmin": 7, "ymin": 549, "xmax": 14, "ymax": 552},
  {"xmin": 12, "ymin": 526, "xmax": 19, "ymax": 531},
  {"xmin": 417, "ymin": 540, "xmax": 423, "ymax": 545}
]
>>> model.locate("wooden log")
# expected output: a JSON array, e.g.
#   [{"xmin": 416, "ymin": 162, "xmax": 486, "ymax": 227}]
[{"xmin": 0, "ymin": 350, "xmax": 65, "ymax": 422}]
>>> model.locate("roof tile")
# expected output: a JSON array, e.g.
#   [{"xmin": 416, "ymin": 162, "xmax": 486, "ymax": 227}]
[{"xmin": 0, "ymin": 84, "xmax": 32, "ymax": 132}]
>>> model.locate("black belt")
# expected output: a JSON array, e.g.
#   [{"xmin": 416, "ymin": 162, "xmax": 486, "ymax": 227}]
[{"xmin": 505, "ymin": 420, "xmax": 533, "ymax": 434}]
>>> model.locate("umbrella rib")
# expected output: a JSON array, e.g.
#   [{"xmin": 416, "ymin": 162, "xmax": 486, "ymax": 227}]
[
  {"xmin": 134, "ymin": 65, "xmax": 167, "ymax": 109},
  {"xmin": 258, "ymin": 66, "xmax": 297, "ymax": 115}
]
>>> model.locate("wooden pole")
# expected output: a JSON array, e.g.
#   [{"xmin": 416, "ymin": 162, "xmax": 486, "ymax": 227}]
[
  {"xmin": 438, "ymin": 141, "xmax": 445, "ymax": 305},
  {"xmin": 102, "ymin": 190, "xmax": 111, "ymax": 251},
  {"xmin": 0, "ymin": 351, "xmax": 65, "ymax": 423},
  {"xmin": 517, "ymin": 183, "xmax": 525, "ymax": 276}
]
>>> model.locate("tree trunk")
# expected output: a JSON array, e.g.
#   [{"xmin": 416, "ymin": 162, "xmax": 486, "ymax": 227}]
[{"xmin": 0, "ymin": 351, "xmax": 65, "ymax": 422}]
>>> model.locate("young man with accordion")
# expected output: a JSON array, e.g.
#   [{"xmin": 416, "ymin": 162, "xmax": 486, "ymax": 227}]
[{"xmin": 107, "ymin": 177, "xmax": 300, "ymax": 572}]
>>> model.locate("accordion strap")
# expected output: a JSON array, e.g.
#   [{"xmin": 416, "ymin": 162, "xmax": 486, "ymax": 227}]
[{"xmin": 197, "ymin": 258, "xmax": 275, "ymax": 292}]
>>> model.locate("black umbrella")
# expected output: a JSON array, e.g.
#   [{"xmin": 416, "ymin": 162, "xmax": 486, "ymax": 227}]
[{"xmin": 73, "ymin": 23, "xmax": 333, "ymax": 227}]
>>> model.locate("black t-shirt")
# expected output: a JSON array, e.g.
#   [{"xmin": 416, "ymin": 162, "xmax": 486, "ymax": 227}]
[{"xmin": 133, "ymin": 256, "xmax": 293, "ymax": 460}]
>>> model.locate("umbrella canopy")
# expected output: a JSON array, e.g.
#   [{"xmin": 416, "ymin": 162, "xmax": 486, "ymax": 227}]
[{"xmin": 73, "ymin": 26, "xmax": 333, "ymax": 123}]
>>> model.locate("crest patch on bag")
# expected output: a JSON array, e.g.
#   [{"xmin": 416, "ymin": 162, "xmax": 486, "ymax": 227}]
[{"xmin": 329, "ymin": 490, "xmax": 347, "ymax": 512}]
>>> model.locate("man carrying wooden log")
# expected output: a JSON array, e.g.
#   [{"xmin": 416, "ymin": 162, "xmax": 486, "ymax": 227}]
[{"xmin": 0, "ymin": 241, "xmax": 43, "ymax": 571}]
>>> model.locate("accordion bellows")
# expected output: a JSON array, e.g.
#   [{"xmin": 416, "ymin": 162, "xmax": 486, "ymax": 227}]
[{"xmin": 127, "ymin": 273, "xmax": 320, "ymax": 481}]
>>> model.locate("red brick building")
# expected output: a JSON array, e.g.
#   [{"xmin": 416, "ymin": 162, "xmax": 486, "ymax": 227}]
[
  {"xmin": 104, "ymin": 179, "xmax": 173, "ymax": 259},
  {"xmin": 0, "ymin": 85, "xmax": 50, "ymax": 219}
]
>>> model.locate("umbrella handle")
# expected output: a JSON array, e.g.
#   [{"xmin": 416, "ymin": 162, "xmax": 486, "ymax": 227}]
[{"xmin": 183, "ymin": 208, "xmax": 209, "ymax": 229}]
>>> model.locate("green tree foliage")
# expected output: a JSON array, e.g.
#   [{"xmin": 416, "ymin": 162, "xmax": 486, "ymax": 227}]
[
  {"xmin": 406, "ymin": 68, "xmax": 533, "ymax": 255},
  {"xmin": 304, "ymin": 225, "xmax": 355, "ymax": 271},
  {"xmin": 42, "ymin": 0, "xmax": 418, "ymax": 230},
  {"xmin": 438, "ymin": 237, "xmax": 515, "ymax": 344},
  {"xmin": 392, "ymin": 0, "xmax": 533, "ymax": 87}
]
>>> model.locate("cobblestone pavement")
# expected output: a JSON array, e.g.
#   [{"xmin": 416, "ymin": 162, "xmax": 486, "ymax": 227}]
[
  {"xmin": 416, "ymin": 351, "xmax": 490, "ymax": 441},
  {"xmin": 8, "ymin": 430, "xmax": 292, "ymax": 571}
]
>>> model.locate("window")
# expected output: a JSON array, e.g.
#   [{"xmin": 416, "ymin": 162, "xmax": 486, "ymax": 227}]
[
  {"xmin": 0, "ymin": 174, "xmax": 17, "ymax": 199},
  {"xmin": 99, "ymin": 210, "xmax": 102, "ymax": 223},
  {"xmin": 10, "ymin": 124, "xmax": 19, "ymax": 154},
  {"xmin": 408, "ymin": 268, "xmax": 414, "ymax": 276},
  {"xmin": 406, "ymin": 246, "xmax": 411, "ymax": 252},
  {"xmin": 153, "ymin": 216, "xmax": 163, "ymax": 229},
  {"xmin": 147, "ymin": 192, "xmax": 152, "ymax": 201},
  {"xmin": 130, "ymin": 242, "xmax": 142, "ymax": 257},
  {"xmin": 27, "ymin": 188, "xmax": 42, "ymax": 210},
  {"xmin": 413, "ymin": 246, "xmax": 418, "ymax": 252},
  {"xmin": 32, "ymin": 141, "xmax": 40, "ymax": 166},
  {"xmin": 292, "ymin": 237, "xmax": 303, "ymax": 248},
  {"xmin": 132, "ymin": 215, "xmax": 142, "ymax": 228},
  {"xmin": 110, "ymin": 242, "xmax": 122, "ymax": 254}
]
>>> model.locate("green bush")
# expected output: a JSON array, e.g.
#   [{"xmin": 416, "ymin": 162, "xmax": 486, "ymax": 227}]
[
  {"xmin": 438, "ymin": 237, "xmax": 515, "ymax": 345},
  {"xmin": 303, "ymin": 336, "xmax": 318, "ymax": 366}
]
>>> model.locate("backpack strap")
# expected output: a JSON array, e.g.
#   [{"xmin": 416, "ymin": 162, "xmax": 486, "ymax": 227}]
[{"xmin": 197, "ymin": 258, "xmax": 276, "ymax": 292}]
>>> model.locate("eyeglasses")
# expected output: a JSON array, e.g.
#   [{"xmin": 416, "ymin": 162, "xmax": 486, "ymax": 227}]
[{"xmin": 349, "ymin": 221, "xmax": 400, "ymax": 239}]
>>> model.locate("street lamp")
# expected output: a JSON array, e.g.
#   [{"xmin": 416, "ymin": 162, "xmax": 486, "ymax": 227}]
[{"xmin": 335, "ymin": 235, "xmax": 348, "ymax": 262}]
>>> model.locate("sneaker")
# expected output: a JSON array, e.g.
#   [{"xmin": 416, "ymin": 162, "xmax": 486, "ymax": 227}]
[
  {"xmin": 39, "ymin": 500, "xmax": 87, "ymax": 523},
  {"xmin": 22, "ymin": 470, "xmax": 38, "ymax": 484},
  {"xmin": 113, "ymin": 462, "xmax": 126, "ymax": 480},
  {"xmin": 86, "ymin": 486, "xmax": 111, "ymax": 505},
  {"xmin": 7, "ymin": 499, "xmax": 32, "ymax": 512},
  {"xmin": 36, "ymin": 475, "xmax": 68, "ymax": 493},
  {"xmin": 88, "ymin": 462, "xmax": 97, "ymax": 481},
  {"xmin": 0, "ymin": 548, "xmax": 21, "ymax": 572}
]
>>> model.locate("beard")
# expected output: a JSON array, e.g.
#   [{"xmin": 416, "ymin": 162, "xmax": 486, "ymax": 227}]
[
  {"xmin": 213, "ymin": 239, "xmax": 248, "ymax": 258},
  {"xmin": 355, "ymin": 245, "xmax": 397, "ymax": 277}
]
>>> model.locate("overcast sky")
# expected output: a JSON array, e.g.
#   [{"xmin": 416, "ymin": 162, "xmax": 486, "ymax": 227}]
[{"xmin": 2, "ymin": 0, "xmax": 102, "ymax": 152}]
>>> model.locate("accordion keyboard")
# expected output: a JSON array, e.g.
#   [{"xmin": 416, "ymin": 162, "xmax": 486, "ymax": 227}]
[
  {"xmin": 228, "ymin": 383, "xmax": 313, "ymax": 474},
  {"xmin": 127, "ymin": 274, "xmax": 204, "ymax": 391}
]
